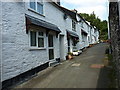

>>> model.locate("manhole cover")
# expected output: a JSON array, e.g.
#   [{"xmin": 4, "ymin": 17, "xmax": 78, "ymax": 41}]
[
  {"xmin": 71, "ymin": 63, "xmax": 81, "ymax": 67},
  {"xmin": 90, "ymin": 64, "xmax": 104, "ymax": 69}
]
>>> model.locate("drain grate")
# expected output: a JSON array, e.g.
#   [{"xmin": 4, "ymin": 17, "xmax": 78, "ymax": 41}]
[
  {"xmin": 71, "ymin": 63, "xmax": 81, "ymax": 67},
  {"xmin": 90, "ymin": 64, "xmax": 104, "ymax": 69}
]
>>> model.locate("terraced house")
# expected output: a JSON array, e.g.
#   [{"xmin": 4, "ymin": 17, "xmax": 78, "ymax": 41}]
[{"xmin": 1, "ymin": 0, "xmax": 99, "ymax": 88}]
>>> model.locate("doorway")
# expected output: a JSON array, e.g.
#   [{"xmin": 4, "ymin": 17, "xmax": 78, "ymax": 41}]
[{"xmin": 48, "ymin": 34, "xmax": 54, "ymax": 60}]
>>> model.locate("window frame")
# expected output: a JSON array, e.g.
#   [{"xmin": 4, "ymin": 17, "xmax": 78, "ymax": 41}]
[
  {"xmin": 29, "ymin": 30, "xmax": 46, "ymax": 49},
  {"xmin": 29, "ymin": 0, "xmax": 44, "ymax": 15},
  {"xmin": 72, "ymin": 20, "xmax": 76, "ymax": 31},
  {"xmin": 81, "ymin": 21, "xmax": 84, "ymax": 28},
  {"xmin": 38, "ymin": 31, "xmax": 44, "ymax": 47}
]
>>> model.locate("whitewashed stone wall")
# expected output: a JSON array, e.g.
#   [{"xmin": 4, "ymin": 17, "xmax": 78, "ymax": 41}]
[
  {"xmin": 2, "ymin": 2, "xmax": 48, "ymax": 81},
  {"xmin": 91, "ymin": 27, "xmax": 96, "ymax": 44},
  {"xmin": 96, "ymin": 30, "xmax": 99, "ymax": 42}
]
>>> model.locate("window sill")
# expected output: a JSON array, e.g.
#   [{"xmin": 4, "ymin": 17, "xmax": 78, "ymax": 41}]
[
  {"xmin": 29, "ymin": 47, "xmax": 46, "ymax": 51},
  {"xmin": 28, "ymin": 8, "xmax": 45, "ymax": 17},
  {"xmin": 72, "ymin": 29, "xmax": 76, "ymax": 32}
]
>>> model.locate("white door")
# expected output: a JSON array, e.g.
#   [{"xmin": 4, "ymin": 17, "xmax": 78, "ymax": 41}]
[{"xmin": 48, "ymin": 34, "xmax": 54, "ymax": 61}]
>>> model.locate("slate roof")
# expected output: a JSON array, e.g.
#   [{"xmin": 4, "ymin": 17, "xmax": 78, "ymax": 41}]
[
  {"xmin": 67, "ymin": 30, "xmax": 79, "ymax": 38},
  {"xmin": 26, "ymin": 14, "xmax": 61, "ymax": 33},
  {"xmin": 81, "ymin": 29, "xmax": 88, "ymax": 35}
]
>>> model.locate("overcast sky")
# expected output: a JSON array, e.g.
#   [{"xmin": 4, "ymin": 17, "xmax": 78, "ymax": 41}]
[{"xmin": 61, "ymin": 0, "xmax": 109, "ymax": 21}]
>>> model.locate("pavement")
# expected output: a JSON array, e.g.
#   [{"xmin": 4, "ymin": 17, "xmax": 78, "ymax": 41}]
[{"xmin": 14, "ymin": 43, "xmax": 110, "ymax": 88}]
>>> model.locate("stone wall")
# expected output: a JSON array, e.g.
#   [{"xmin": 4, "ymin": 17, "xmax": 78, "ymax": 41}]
[
  {"xmin": 2, "ymin": 2, "xmax": 49, "ymax": 81},
  {"xmin": 109, "ymin": 1, "xmax": 120, "ymax": 88}
]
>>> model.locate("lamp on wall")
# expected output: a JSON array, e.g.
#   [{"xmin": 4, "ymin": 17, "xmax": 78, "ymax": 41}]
[{"xmin": 64, "ymin": 14, "xmax": 68, "ymax": 20}]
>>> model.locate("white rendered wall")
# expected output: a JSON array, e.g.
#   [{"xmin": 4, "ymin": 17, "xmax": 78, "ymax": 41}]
[{"xmin": 2, "ymin": 2, "xmax": 48, "ymax": 81}]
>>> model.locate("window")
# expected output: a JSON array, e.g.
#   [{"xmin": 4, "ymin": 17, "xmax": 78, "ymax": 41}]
[
  {"xmin": 30, "ymin": 0, "xmax": 36, "ymax": 10},
  {"xmin": 30, "ymin": 31, "xmax": 36, "ymax": 46},
  {"xmin": 29, "ymin": 0, "xmax": 43, "ymax": 15},
  {"xmin": 30, "ymin": 31, "xmax": 45, "ymax": 48},
  {"xmin": 37, "ymin": 2, "xmax": 43, "ymax": 15},
  {"xmin": 38, "ymin": 32, "xmax": 44, "ymax": 47},
  {"xmin": 73, "ymin": 41, "xmax": 76, "ymax": 46},
  {"xmin": 72, "ymin": 20, "xmax": 76, "ymax": 31},
  {"xmin": 81, "ymin": 22, "xmax": 84, "ymax": 28},
  {"xmin": 49, "ymin": 49, "xmax": 54, "ymax": 60}
]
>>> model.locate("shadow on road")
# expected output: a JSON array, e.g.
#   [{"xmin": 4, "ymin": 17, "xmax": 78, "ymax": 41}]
[{"xmin": 96, "ymin": 66, "xmax": 111, "ymax": 88}]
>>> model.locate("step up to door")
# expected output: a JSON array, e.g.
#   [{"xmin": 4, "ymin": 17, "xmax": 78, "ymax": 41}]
[{"xmin": 49, "ymin": 61, "xmax": 60, "ymax": 67}]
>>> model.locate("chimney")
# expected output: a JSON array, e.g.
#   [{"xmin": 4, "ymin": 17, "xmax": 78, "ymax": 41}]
[
  {"xmin": 73, "ymin": 9, "xmax": 77, "ymax": 13},
  {"xmin": 57, "ymin": 0, "xmax": 60, "ymax": 5}
]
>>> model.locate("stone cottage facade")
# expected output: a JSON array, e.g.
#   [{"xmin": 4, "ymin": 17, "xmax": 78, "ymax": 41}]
[{"xmin": 1, "ymin": 0, "xmax": 99, "ymax": 88}]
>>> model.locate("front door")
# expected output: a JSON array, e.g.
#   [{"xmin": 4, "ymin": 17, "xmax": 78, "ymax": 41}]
[{"xmin": 48, "ymin": 34, "xmax": 54, "ymax": 60}]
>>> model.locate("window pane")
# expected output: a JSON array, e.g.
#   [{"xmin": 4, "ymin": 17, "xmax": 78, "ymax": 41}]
[
  {"xmin": 49, "ymin": 49, "xmax": 54, "ymax": 60},
  {"xmin": 73, "ymin": 41, "xmax": 76, "ymax": 46},
  {"xmin": 30, "ymin": 31, "xmax": 36, "ymax": 46},
  {"xmin": 30, "ymin": 1, "xmax": 36, "ymax": 10},
  {"xmin": 37, "ymin": 3, "xmax": 43, "ymax": 14},
  {"xmin": 38, "ymin": 32, "xmax": 44, "ymax": 36},
  {"xmin": 72, "ymin": 20, "xmax": 76, "ymax": 31},
  {"xmin": 48, "ymin": 35, "xmax": 53, "ymax": 47},
  {"xmin": 38, "ymin": 38, "xmax": 44, "ymax": 47}
]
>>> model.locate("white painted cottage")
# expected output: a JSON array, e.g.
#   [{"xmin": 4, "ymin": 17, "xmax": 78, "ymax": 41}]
[{"xmin": 1, "ymin": 0, "xmax": 99, "ymax": 88}]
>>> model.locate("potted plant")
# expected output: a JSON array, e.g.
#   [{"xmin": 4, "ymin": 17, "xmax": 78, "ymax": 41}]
[{"xmin": 67, "ymin": 52, "xmax": 73, "ymax": 60}]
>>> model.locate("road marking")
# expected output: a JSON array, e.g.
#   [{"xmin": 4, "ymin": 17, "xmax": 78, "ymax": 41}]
[
  {"xmin": 71, "ymin": 63, "xmax": 81, "ymax": 67},
  {"xmin": 90, "ymin": 64, "xmax": 104, "ymax": 69}
]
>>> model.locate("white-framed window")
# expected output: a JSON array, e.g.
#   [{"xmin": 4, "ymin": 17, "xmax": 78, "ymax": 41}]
[
  {"xmin": 72, "ymin": 20, "xmax": 76, "ymax": 31},
  {"xmin": 29, "ymin": 0, "xmax": 43, "ymax": 15},
  {"xmin": 30, "ymin": 30, "xmax": 45, "ymax": 48}
]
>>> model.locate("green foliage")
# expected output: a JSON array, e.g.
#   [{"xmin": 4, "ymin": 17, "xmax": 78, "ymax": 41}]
[
  {"xmin": 68, "ymin": 52, "xmax": 73, "ymax": 55},
  {"xmin": 80, "ymin": 12, "xmax": 108, "ymax": 40}
]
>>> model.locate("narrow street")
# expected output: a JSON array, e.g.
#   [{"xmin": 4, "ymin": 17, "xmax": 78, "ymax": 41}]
[{"xmin": 15, "ymin": 43, "xmax": 109, "ymax": 88}]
